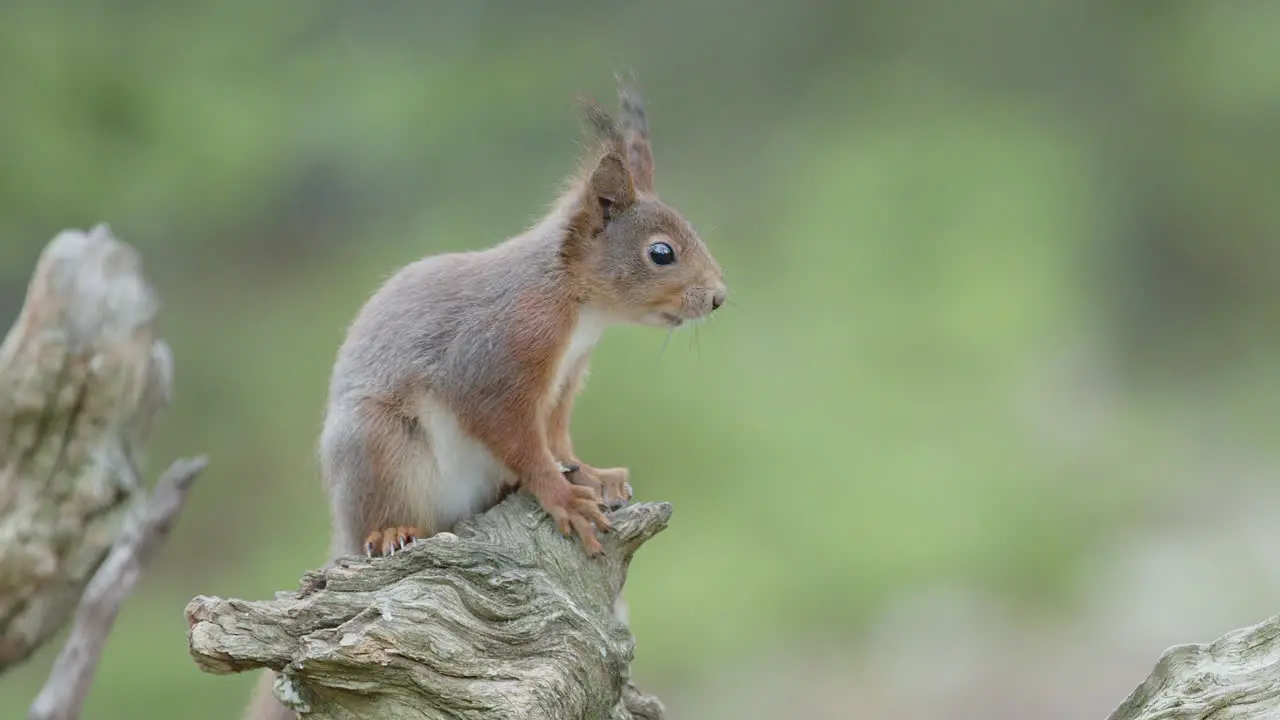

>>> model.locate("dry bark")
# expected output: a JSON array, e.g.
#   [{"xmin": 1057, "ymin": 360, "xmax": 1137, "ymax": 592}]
[{"xmin": 186, "ymin": 492, "xmax": 670, "ymax": 720}]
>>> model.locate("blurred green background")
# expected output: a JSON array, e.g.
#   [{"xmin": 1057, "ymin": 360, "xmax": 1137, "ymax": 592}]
[{"xmin": 1, "ymin": 2, "xmax": 1277, "ymax": 718}]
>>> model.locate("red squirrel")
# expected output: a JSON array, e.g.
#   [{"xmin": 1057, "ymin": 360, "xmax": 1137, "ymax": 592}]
[{"xmin": 244, "ymin": 77, "xmax": 725, "ymax": 720}]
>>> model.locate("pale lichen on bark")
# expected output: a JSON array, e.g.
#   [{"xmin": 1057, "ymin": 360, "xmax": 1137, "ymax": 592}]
[{"xmin": 186, "ymin": 492, "xmax": 670, "ymax": 720}]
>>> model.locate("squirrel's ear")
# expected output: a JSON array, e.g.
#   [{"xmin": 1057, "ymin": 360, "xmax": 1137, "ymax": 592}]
[
  {"xmin": 588, "ymin": 152, "xmax": 635, "ymax": 224},
  {"xmin": 563, "ymin": 152, "xmax": 636, "ymax": 262}
]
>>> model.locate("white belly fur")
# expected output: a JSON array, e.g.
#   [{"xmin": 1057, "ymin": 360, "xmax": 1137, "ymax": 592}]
[{"xmin": 415, "ymin": 396, "xmax": 513, "ymax": 529}]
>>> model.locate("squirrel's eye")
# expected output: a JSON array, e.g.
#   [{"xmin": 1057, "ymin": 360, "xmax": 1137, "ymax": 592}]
[{"xmin": 647, "ymin": 241, "xmax": 676, "ymax": 266}]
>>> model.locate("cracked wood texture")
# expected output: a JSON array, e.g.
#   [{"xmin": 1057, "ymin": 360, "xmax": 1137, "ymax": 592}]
[
  {"xmin": 0, "ymin": 224, "xmax": 173, "ymax": 671},
  {"xmin": 186, "ymin": 492, "xmax": 671, "ymax": 720},
  {"xmin": 1108, "ymin": 613, "xmax": 1280, "ymax": 720}
]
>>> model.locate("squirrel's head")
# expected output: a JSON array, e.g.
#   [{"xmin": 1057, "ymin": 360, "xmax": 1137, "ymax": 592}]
[{"xmin": 561, "ymin": 78, "xmax": 726, "ymax": 328}]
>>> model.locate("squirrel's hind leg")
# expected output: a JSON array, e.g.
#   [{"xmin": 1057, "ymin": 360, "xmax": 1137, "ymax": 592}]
[{"xmin": 321, "ymin": 395, "xmax": 443, "ymax": 558}]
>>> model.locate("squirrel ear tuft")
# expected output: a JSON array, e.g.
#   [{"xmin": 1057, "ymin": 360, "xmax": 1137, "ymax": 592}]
[
  {"xmin": 588, "ymin": 152, "xmax": 635, "ymax": 223},
  {"xmin": 616, "ymin": 74, "xmax": 654, "ymax": 193}
]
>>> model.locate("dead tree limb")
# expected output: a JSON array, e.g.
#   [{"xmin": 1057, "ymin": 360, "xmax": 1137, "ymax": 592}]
[
  {"xmin": 1107, "ymin": 613, "xmax": 1280, "ymax": 720},
  {"xmin": 0, "ymin": 225, "xmax": 206, "ymax": 718},
  {"xmin": 186, "ymin": 492, "xmax": 670, "ymax": 720},
  {"xmin": 28, "ymin": 455, "xmax": 206, "ymax": 720}
]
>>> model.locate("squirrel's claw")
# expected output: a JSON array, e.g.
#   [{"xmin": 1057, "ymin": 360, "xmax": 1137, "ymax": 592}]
[{"xmin": 364, "ymin": 526, "xmax": 424, "ymax": 558}]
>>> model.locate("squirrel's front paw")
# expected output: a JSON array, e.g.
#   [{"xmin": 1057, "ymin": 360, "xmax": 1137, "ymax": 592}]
[
  {"xmin": 364, "ymin": 526, "xmax": 423, "ymax": 557},
  {"xmin": 531, "ymin": 474, "xmax": 611, "ymax": 556},
  {"xmin": 564, "ymin": 462, "xmax": 632, "ymax": 510}
]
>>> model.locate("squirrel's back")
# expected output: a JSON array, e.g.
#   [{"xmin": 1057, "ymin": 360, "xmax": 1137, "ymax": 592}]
[{"xmin": 328, "ymin": 228, "xmax": 565, "ymax": 406}]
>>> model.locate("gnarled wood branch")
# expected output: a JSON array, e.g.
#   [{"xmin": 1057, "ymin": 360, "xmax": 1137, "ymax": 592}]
[
  {"xmin": 186, "ymin": 492, "xmax": 670, "ymax": 720},
  {"xmin": 1108, "ymin": 613, "xmax": 1280, "ymax": 720}
]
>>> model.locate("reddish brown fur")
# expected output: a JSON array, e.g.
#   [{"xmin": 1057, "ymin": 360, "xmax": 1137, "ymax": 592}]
[
  {"xmin": 546, "ymin": 354, "xmax": 589, "ymax": 460},
  {"xmin": 448, "ymin": 292, "xmax": 614, "ymax": 553}
]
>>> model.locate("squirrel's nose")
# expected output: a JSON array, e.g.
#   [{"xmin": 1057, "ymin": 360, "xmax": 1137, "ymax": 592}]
[{"xmin": 710, "ymin": 288, "xmax": 727, "ymax": 311}]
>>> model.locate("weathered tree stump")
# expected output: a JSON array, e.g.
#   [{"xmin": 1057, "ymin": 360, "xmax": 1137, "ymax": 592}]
[{"xmin": 186, "ymin": 492, "xmax": 669, "ymax": 720}]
